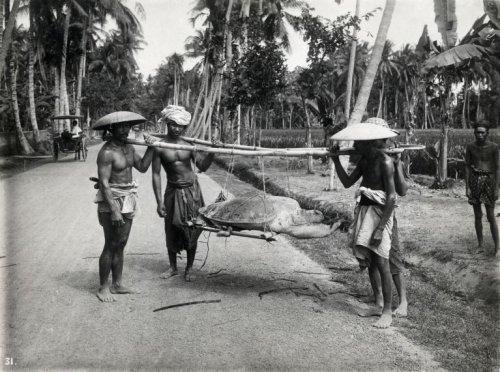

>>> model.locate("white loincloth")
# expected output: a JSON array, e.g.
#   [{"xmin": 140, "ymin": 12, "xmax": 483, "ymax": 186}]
[
  {"xmin": 349, "ymin": 187, "xmax": 394, "ymax": 260},
  {"xmin": 94, "ymin": 181, "xmax": 139, "ymax": 218}
]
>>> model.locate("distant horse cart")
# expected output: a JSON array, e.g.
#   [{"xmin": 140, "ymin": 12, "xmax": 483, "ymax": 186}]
[{"xmin": 50, "ymin": 115, "xmax": 88, "ymax": 161}]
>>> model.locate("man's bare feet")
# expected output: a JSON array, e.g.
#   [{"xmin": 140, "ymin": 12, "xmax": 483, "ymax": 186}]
[
  {"xmin": 97, "ymin": 286, "xmax": 116, "ymax": 302},
  {"xmin": 184, "ymin": 269, "xmax": 195, "ymax": 282},
  {"xmin": 373, "ymin": 312, "xmax": 392, "ymax": 328},
  {"xmin": 375, "ymin": 294, "xmax": 384, "ymax": 308},
  {"xmin": 110, "ymin": 283, "xmax": 138, "ymax": 294},
  {"xmin": 393, "ymin": 301, "xmax": 408, "ymax": 317},
  {"xmin": 477, "ymin": 243, "xmax": 484, "ymax": 253},
  {"xmin": 160, "ymin": 269, "xmax": 178, "ymax": 279},
  {"xmin": 358, "ymin": 307, "xmax": 382, "ymax": 317}
]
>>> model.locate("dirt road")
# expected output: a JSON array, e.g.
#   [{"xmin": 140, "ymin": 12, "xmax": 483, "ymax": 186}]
[{"xmin": 0, "ymin": 145, "xmax": 440, "ymax": 369}]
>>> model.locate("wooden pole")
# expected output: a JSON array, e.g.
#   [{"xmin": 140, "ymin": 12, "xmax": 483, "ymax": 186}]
[{"xmin": 128, "ymin": 138, "xmax": 424, "ymax": 157}]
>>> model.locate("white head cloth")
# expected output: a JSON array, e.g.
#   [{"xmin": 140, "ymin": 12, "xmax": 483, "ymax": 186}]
[{"xmin": 161, "ymin": 105, "xmax": 191, "ymax": 126}]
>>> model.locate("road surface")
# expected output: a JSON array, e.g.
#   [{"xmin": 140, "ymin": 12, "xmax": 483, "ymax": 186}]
[{"xmin": 0, "ymin": 144, "xmax": 440, "ymax": 369}]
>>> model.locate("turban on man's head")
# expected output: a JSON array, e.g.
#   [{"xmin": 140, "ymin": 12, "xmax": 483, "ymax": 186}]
[{"xmin": 161, "ymin": 105, "xmax": 191, "ymax": 126}]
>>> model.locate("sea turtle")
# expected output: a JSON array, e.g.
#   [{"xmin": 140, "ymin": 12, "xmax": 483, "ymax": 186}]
[{"xmin": 198, "ymin": 192, "xmax": 342, "ymax": 239}]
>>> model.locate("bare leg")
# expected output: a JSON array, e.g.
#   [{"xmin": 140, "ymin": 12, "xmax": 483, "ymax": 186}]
[
  {"xmin": 358, "ymin": 265, "xmax": 383, "ymax": 317},
  {"xmin": 161, "ymin": 221, "xmax": 179, "ymax": 279},
  {"xmin": 473, "ymin": 204, "xmax": 484, "ymax": 251},
  {"xmin": 160, "ymin": 248, "xmax": 178, "ymax": 279},
  {"xmin": 97, "ymin": 215, "xmax": 116, "ymax": 302},
  {"xmin": 373, "ymin": 255, "xmax": 392, "ymax": 328},
  {"xmin": 485, "ymin": 205, "xmax": 499, "ymax": 256},
  {"xmin": 184, "ymin": 245, "xmax": 198, "ymax": 282},
  {"xmin": 392, "ymin": 273, "xmax": 408, "ymax": 317},
  {"xmin": 110, "ymin": 219, "xmax": 137, "ymax": 294}
]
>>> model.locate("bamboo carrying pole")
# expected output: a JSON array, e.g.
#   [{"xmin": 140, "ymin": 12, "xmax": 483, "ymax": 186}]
[{"xmin": 128, "ymin": 138, "xmax": 424, "ymax": 157}]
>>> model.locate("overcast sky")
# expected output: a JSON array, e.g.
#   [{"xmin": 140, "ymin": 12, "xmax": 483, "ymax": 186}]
[{"xmin": 132, "ymin": 0, "xmax": 484, "ymax": 78}]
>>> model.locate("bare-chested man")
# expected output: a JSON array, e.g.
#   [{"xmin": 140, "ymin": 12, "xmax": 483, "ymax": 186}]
[
  {"xmin": 331, "ymin": 125, "xmax": 398, "ymax": 328},
  {"xmin": 94, "ymin": 112, "xmax": 155, "ymax": 302},
  {"xmin": 152, "ymin": 105, "xmax": 215, "ymax": 281},
  {"xmin": 465, "ymin": 122, "xmax": 499, "ymax": 256}
]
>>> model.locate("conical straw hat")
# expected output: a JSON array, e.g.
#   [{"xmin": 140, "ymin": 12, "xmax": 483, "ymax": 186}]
[
  {"xmin": 92, "ymin": 111, "xmax": 146, "ymax": 129},
  {"xmin": 331, "ymin": 122, "xmax": 399, "ymax": 141}
]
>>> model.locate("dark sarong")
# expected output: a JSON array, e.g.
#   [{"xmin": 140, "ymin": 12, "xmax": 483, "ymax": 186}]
[
  {"xmin": 468, "ymin": 168, "xmax": 495, "ymax": 206},
  {"xmin": 164, "ymin": 178, "xmax": 204, "ymax": 253}
]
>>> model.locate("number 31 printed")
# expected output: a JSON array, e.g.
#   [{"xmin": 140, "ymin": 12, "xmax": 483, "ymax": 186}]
[{"xmin": 4, "ymin": 357, "xmax": 14, "ymax": 366}]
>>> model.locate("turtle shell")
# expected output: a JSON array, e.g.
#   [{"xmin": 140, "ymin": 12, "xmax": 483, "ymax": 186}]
[{"xmin": 199, "ymin": 192, "xmax": 277, "ymax": 230}]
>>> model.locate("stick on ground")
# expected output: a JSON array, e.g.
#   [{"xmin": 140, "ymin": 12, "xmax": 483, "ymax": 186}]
[{"xmin": 153, "ymin": 299, "xmax": 222, "ymax": 312}]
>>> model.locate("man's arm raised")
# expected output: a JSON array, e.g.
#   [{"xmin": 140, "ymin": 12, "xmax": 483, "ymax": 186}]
[
  {"xmin": 152, "ymin": 151, "xmax": 165, "ymax": 217},
  {"xmin": 331, "ymin": 150, "xmax": 362, "ymax": 188},
  {"xmin": 132, "ymin": 135, "xmax": 155, "ymax": 172},
  {"xmin": 97, "ymin": 149, "xmax": 124, "ymax": 226}
]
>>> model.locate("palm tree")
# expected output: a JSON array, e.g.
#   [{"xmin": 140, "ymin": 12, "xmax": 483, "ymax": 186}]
[
  {"xmin": 0, "ymin": 0, "xmax": 21, "ymax": 79},
  {"xmin": 88, "ymin": 29, "xmax": 142, "ymax": 84},
  {"xmin": 9, "ymin": 26, "xmax": 34, "ymax": 154},
  {"xmin": 348, "ymin": 0, "xmax": 396, "ymax": 125},
  {"xmin": 344, "ymin": 0, "xmax": 360, "ymax": 119},
  {"xmin": 375, "ymin": 40, "xmax": 399, "ymax": 117},
  {"xmin": 74, "ymin": 0, "xmax": 144, "ymax": 117}
]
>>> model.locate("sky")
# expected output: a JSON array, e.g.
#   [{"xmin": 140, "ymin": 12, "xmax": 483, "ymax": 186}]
[{"xmin": 132, "ymin": 0, "xmax": 485, "ymax": 78}]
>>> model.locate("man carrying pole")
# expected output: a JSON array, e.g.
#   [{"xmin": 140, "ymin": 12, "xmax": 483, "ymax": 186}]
[
  {"xmin": 330, "ymin": 122, "xmax": 399, "ymax": 328},
  {"xmin": 152, "ymin": 105, "xmax": 216, "ymax": 281},
  {"xmin": 93, "ymin": 111, "xmax": 155, "ymax": 302}
]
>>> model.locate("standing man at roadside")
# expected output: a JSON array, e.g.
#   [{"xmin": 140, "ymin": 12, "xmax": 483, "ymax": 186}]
[
  {"xmin": 331, "ymin": 123, "xmax": 399, "ymax": 328},
  {"xmin": 94, "ymin": 112, "xmax": 155, "ymax": 302},
  {"xmin": 465, "ymin": 121, "xmax": 499, "ymax": 256},
  {"xmin": 152, "ymin": 105, "xmax": 216, "ymax": 281}
]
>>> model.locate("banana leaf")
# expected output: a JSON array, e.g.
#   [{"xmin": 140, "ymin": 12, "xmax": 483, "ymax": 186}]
[{"xmin": 422, "ymin": 44, "xmax": 490, "ymax": 70}]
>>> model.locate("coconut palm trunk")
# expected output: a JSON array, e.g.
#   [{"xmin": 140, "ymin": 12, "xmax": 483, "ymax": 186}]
[
  {"xmin": 348, "ymin": 0, "xmax": 396, "ymax": 125},
  {"xmin": 10, "ymin": 56, "xmax": 34, "ymax": 155},
  {"xmin": 28, "ymin": 44, "xmax": 40, "ymax": 147},
  {"xmin": 75, "ymin": 14, "xmax": 88, "ymax": 117},
  {"xmin": 59, "ymin": 3, "xmax": 72, "ymax": 129},
  {"xmin": 0, "ymin": 0, "xmax": 21, "ymax": 80},
  {"xmin": 344, "ymin": 0, "xmax": 360, "ymax": 118}
]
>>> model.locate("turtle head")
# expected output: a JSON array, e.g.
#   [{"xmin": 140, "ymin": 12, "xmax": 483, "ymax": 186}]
[{"xmin": 294, "ymin": 209, "xmax": 324, "ymax": 225}]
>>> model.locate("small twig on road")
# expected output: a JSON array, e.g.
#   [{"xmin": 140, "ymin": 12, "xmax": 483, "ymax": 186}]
[
  {"xmin": 208, "ymin": 269, "xmax": 226, "ymax": 276},
  {"xmin": 153, "ymin": 299, "xmax": 221, "ymax": 312},
  {"xmin": 313, "ymin": 283, "xmax": 327, "ymax": 297},
  {"xmin": 0, "ymin": 256, "xmax": 6, "ymax": 259},
  {"xmin": 0, "ymin": 264, "xmax": 16, "ymax": 268},
  {"xmin": 258, "ymin": 286, "xmax": 308, "ymax": 300},
  {"xmin": 293, "ymin": 270, "xmax": 330, "ymax": 276}
]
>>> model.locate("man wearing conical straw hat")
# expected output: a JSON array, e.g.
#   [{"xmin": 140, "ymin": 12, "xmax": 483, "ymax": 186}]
[
  {"xmin": 152, "ymin": 105, "xmax": 216, "ymax": 281},
  {"xmin": 93, "ymin": 111, "xmax": 156, "ymax": 302},
  {"xmin": 330, "ymin": 119, "xmax": 400, "ymax": 328}
]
